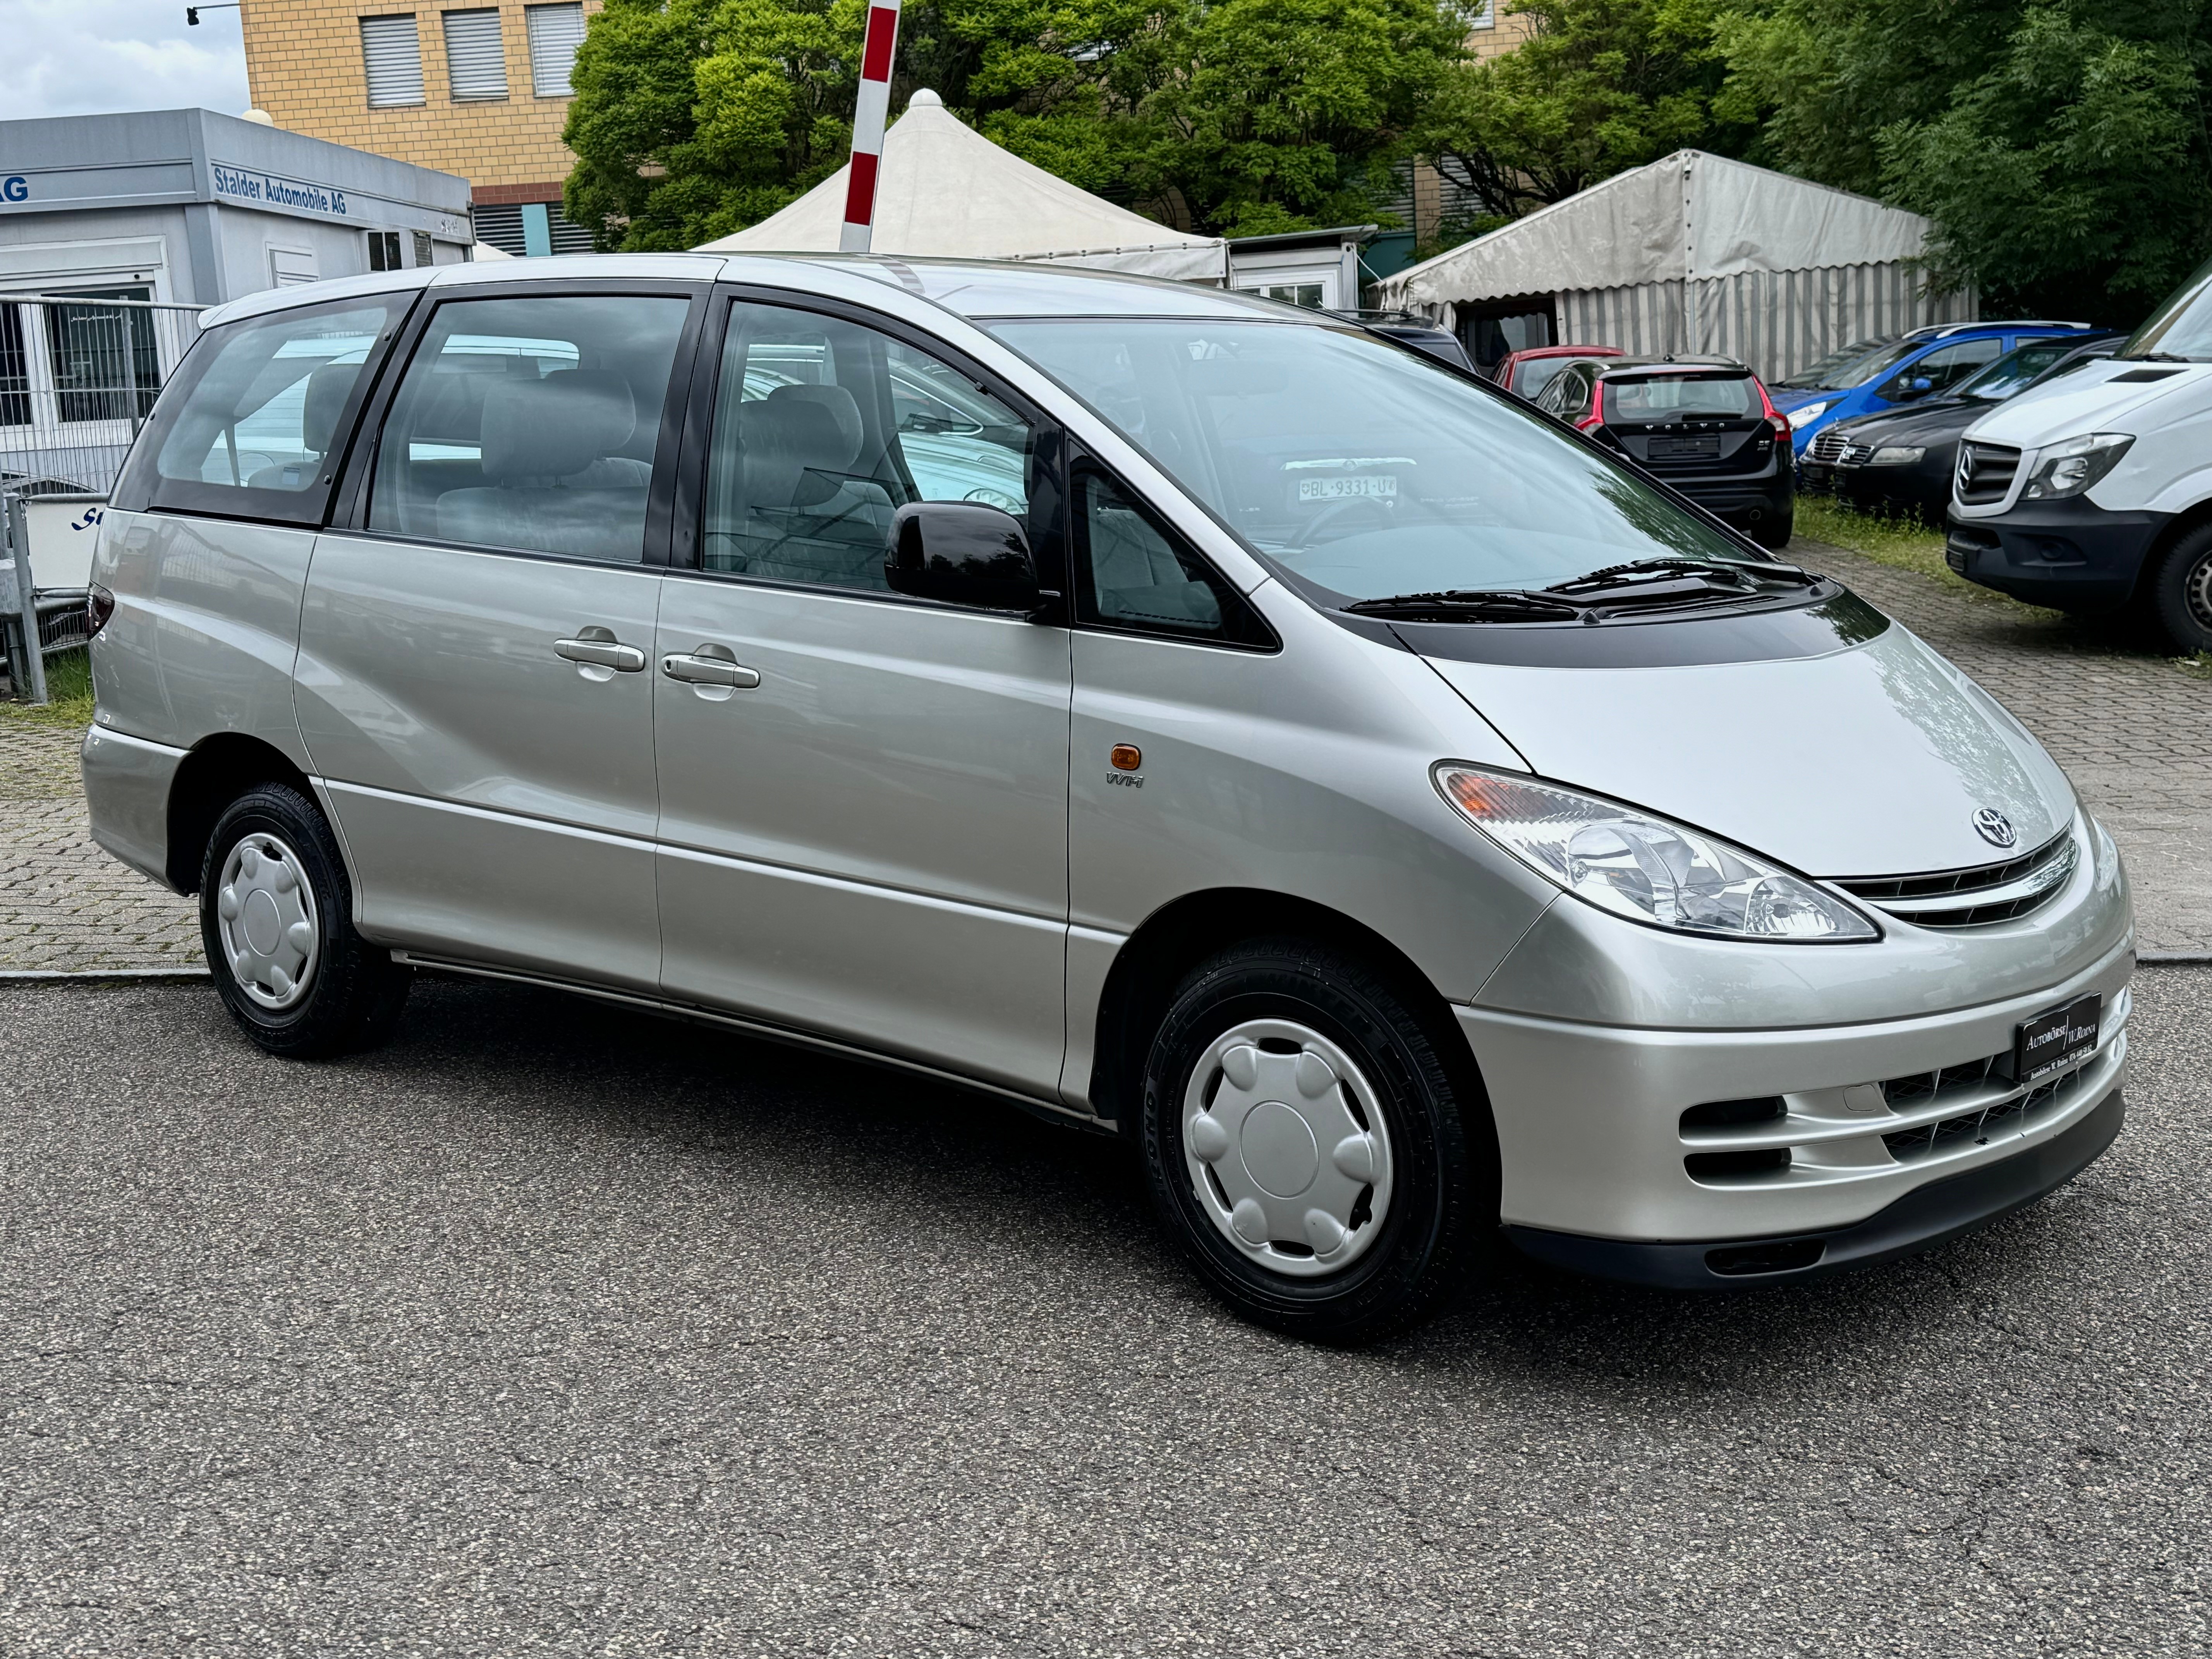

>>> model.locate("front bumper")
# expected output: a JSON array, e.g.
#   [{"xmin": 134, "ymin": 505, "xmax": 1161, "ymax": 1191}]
[
  {"xmin": 1509, "ymin": 1085, "xmax": 2122, "ymax": 1288},
  {"xmin": 1944, "ymin": 498, "xmax": 2171, "ymax": 610},
  {"xmin": 1802, "ymin": 452, "xmax": 1952, "ymax": 515},
  {"xmin": 1455, "ymin": 931, "xmax": 2133, "ymax": 1249}
]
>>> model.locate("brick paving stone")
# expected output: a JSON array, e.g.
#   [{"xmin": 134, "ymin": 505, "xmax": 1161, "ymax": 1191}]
[
  {"xmin": 1788, "ymin": 536, "xmax": 2212, "ymax": 954},
  {"xmin": 0, "ymin": 721, "xmax": 199, "ymax": 973},
  {"xmin": 3, "ymin": 551, "xmax": 2205, "ymax": 972}
]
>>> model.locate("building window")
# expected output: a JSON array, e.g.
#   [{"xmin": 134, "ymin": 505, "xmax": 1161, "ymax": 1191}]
[
  {"xmin": 361, "ymin": 14, "xmax": 427, "ymax": 107},
  {"xmin": 526, "ymin": 3, "xmax": 586, "ymax": 97},
  {"xmin": 1466, "ymin": 0, "xmax": 1495, "ymax": 26},
  {"xmin": 413, "ymin": 230, "xmax": 435, "ymax": 266},
  {"xmin": 441, "ymin": 8, "xmax": 508, "ymax": 101},
  {"xmin": 367, "ymin": 230, "xmax": 403, "ymax": 271},
  {"xmin": 1, "ymin": 306, "xmax": 31, "ymax": 428},
  {"xmin": 44, "ymin": 289, "xmax": 162, "ymax": 423}
]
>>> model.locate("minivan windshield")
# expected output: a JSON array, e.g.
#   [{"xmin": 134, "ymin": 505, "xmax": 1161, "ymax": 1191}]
[
  {"xmin": 2119, "ymin": 254, "xmax": 2212, "ymax": 361},
  {"xmin": 987, "ymin": 319, "xmax": 1752, "ymax": 604}
]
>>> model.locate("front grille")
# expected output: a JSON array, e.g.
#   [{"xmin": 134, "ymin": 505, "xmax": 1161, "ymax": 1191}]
[
  {"xmin": 1832, "ymin": 831, "xmax": 2077, "ymax": 929},
  {"xmin": 1881, "ymin": 1054, "xmax": 2093, "ymax": 1163},
  {"xmin": 1807, "ymin": 428, "xmax": 1875, "ymax": 466},
  {"xmin": 1956, "ymin": 440, "xmax": 2021, "ymax": 505}
]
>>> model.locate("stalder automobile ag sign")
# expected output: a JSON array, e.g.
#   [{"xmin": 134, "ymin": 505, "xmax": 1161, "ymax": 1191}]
[{"xmin": 212, "ymin": 165, "xmax": 350, "ymax": 218}]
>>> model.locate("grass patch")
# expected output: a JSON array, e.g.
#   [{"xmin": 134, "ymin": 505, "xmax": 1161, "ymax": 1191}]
[
  {"xmin": 0, "ymin": 646, "xmax": 94, "ymax": 728},
  {"xmin": 2175, "ymin": 651, "xmax": 2212, "ymax": 680},
  {"xmin": 1791, "ymin": 495, "xmax": 1974, "ymax": 592}
]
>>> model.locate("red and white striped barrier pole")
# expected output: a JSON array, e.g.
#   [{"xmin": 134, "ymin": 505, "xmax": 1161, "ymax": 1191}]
[{"xmin": 840, "ymin": 0, "xmax": 902, "ymax": 252}]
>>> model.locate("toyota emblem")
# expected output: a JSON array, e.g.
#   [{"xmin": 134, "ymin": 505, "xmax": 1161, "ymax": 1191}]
[{"xmin": 1973, "ymin": 808, "xmax": 2017, "ymax": 848}]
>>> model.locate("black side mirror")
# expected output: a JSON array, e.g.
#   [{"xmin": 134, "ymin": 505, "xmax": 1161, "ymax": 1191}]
[{"xmin": 884, "ymin": 501, "xmax": 1053, "ymax": 615}]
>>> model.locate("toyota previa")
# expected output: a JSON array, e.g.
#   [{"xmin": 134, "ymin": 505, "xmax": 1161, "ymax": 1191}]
[{"xmin": 79, "ymin": 257, "xmax": 2133, "ymax": 1342}]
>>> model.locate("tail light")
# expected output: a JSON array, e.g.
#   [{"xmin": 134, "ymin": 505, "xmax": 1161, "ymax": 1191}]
[
  {"xmin": 1575, "ymin": 380, "xmax": 1606, "ymax": 433},
  {"xmin": 1753, "ymin": 377, "xmax": 1790, "ymax": 443},
  {"xmin": 86, "ymin": 583, "xmax": 115, "ymax": 638}
]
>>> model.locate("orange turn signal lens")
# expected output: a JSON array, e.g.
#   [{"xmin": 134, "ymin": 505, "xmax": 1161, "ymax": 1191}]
[{"xmin": 1110, "ymin": 744, "xmax": 1142, "ymax": 771}]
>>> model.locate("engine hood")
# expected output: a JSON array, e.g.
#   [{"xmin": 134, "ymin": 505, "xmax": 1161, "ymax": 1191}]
[
  {"xmin": 1965, "ymin": 358, "xmax": 2212, "ymax": 448},
  {"xmin": 1419, "ymin": 620, "xmax": 2074, "ymax": 878},
  {"xmin": 1827, "ymin": 399, "xmax": 1984, "ymax": 447}
]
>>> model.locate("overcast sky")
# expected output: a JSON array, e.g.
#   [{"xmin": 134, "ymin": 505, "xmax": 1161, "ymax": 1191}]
[{"xmin": 11, "ymin": 0, "xmax": 252, "ymax": 122}]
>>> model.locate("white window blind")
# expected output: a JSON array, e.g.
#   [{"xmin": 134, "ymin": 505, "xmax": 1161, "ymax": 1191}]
[
  {"xmin": 442, "ymin": 9, "xmax": 508, "ymax": 100},
  {"xmin": 526, "ymin": 3, "xmax": 586, "ymax": 97},
  {"xmin": 360, "ymin": 14, "xmax": 426, "ymax": 107}
]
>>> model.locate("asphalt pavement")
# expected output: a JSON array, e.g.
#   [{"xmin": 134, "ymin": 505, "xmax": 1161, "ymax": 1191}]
[{"xmin": 1, "ymin": 969, "xmax": 2206, "ymax": 1657}]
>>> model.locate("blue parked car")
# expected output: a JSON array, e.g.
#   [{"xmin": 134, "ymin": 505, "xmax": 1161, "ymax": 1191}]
[{"xmin": 1769, "ymin": 322, "xmax": 2101, "ymax": 457}]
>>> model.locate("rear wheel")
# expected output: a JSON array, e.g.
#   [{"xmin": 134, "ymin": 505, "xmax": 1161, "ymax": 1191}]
[
  {"xmin": 199, "ymin": 783, "xmax": 410, "ymax": 1058},
  {"xmin": 1140, "ymin": 937, "xmax": 1493, "ymax": 1345},
  {"xmin": 2148, "ymin": 523, "xmax": 2212, "ymax": 653}
]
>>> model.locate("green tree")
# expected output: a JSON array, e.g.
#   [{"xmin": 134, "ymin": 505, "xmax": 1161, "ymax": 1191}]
[
  {"xmin": 565, "ymin": 0, "xmax": 1463, "ymax": 249},
  {"xmin": 1414, "ymin": 0, "xmax": 1753, "ymax": 223},
  {"xmin": 1717, "ymin": 0, "xmax": 2212, "ymax": 321}
]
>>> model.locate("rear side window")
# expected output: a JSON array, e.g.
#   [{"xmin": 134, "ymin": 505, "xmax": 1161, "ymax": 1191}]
[
  {"xmin": 368, "ymin": 292, "xmax": 692, "ymax": 563},
  {"xmin": 112, "ymin": 296, "xmax": 404, "ymax": 524},
  {"xmin": 1605, "ymin": 374, "xmax": 1758, "ymax": 420}
]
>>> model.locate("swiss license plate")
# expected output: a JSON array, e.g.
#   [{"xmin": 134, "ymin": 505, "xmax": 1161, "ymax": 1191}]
[
  {"xmin": 1649, "ymin": 436, "xmax": 1720, "ymax": 459},
  {"xmin": 2015, "ymin": 993, "xmax": 2102, "ymax": 1085},
  {"xmin": 1298, "ymin": 474, "xmax": 1397, "ymax": 501}
]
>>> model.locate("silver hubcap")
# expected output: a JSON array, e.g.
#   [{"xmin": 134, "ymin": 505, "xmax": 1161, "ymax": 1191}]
[
  {"xmin": 1182, "ymin": 1018, "xmax": 1395, "ymax": 1278},
  {"xmin": 2185, "ymin": 552, "xmax": 2212, "ymax": 634},
  {"xmin": 215, "ymin": 833, "xmax": 320, "ymax": 1011}
]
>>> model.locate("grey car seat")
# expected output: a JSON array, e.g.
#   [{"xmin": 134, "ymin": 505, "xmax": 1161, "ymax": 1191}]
[
  {"xmin": 246, "ymin": 361, "xmax": 359, "ymax": 491},
  {"xmin": 728, "ymin": 383, "xmax": 896, "ymax": 587},
  {"xmin": 436, "ymin": 370, "xmax": 650, "ymax": 560}
]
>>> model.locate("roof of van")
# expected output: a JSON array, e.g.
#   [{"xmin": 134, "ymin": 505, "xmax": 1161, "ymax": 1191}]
[{"xmin": 195, "ymin": 253, "xmax": 1316, "ymax": 331}]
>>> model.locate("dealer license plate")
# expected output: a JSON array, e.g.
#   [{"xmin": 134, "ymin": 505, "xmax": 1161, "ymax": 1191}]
[
  {"xmin": 2014, "ymin": 993, "xmax": 2101, "ymax": 1085},
  {"xmin": 1298, "ymin": 474, "xmax": 1397, "ymax": 501},
  {"xmin": 1649, "ymin": 436, "xmax": 1721, "ymax": 459}
]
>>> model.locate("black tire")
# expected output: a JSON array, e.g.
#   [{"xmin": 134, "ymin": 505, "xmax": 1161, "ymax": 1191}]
[
  {"xmin": 2148, "ymin": 523, "xmax": 2212, "ymax": 654},
  {"xmin": 198, "ymin": 783, "xmax": 410, "ymax": 1059},
  {"xmin": 1139, "ymin": 936, "xmax": 1495, "ymax": 1345}
]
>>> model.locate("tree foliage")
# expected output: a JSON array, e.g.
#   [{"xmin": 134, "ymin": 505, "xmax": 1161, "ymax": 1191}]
[
  {"xmin": 1413, "ymin": 0, "xmax": 1752, "ymax": 221},
  {"xmin": 565, "ymin": 0, "xmax": 1461, "ymax": 249},
  {"xmin": 1717, "ymin": 0, "xmax": 2212, "ymax": 321}
]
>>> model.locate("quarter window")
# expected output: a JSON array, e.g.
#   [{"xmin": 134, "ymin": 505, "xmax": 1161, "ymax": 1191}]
[
  {"xmin": 369, "ymin": 293, "xmax": 690, "ymax": 562},
  {"xmin": 1075, "ymin": 469, "xmax": 1270, "ymax": 646},
  {"xmin": 700, "ymin": 302, "xmax": 1038, "ymax": 593}
]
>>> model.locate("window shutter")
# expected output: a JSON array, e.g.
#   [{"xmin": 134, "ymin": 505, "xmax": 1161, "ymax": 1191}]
[
  {"xmin": 526, "ymin": 3, "xmax": 586, "ymax": 96},
  {"xmin": 360, "ymin": 15, "xmax": 426, "ymax": 107},
  {"xmin": 442, "ymin": 9, "xmax": 508, "ymax": 100}
]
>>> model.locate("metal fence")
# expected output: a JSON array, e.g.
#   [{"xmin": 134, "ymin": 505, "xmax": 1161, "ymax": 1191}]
[{"xmin": 2, "ymin": 292, "xmax": 204, "ymax": 700}]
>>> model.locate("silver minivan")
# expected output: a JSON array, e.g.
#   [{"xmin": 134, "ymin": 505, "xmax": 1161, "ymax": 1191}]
[{"xmin": 80, "ymin": 256, "xmax": 2133, "ymax": 1341}]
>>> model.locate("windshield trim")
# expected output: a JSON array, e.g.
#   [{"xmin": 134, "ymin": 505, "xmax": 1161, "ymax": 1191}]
[{"xmin": 981, "ymin": 314, "xmax": 1786, "ymax": 626}]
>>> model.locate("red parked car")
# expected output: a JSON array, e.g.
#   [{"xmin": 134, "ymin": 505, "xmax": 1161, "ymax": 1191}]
[{"xmin": 1492, "ymin": 344, "xmax": 1623, "ymax": 401}]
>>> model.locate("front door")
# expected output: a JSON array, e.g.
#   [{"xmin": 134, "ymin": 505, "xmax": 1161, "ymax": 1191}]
[
  {"xmin": 652, "ymin": 296, "xmax": 1072, "ymax": 1097},
  {"xmin": 298, "ymin": 286, "xmax": 700, "ymax": 992}
]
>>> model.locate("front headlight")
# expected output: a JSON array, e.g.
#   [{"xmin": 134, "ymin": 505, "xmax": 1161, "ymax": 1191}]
[
  {"xmin": 1436, "ymin": 767, "xmax": 1880, "ymax": 942},
  {"xmin": 1786, "ymin": 402, "xmax": 1831, "ymax": 430},
  {"xmin": 1870, "ymin": 445, "xmax": 1924, "ymax": 465},
  {"xmin": 2023, "ymin": 433, "xmax": 2133, "ymax": 499}
]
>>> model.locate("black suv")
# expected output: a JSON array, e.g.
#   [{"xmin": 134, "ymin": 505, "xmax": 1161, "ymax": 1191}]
[{"xmin": 1534, "ymin": 356, "xmax": 1795, "ymax": 548}]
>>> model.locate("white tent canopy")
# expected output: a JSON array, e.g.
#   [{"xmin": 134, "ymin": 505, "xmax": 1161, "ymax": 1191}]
[
  {"xmin": 697, "ymin": 89, "xmax": 1227, "ymax": 283},
  {"xmin": 1377, "ymin": 151, "xmax": 1933, "ymax": 307},
  {"xmin": 1374, "ymin": 151, "xmax": 1972, "ymax": 383}
]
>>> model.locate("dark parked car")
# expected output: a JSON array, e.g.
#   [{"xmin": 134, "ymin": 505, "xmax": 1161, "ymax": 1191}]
[
  {"xmin": 1334, "ymin": 311, "xmax": 1477, "ymax": 371},
  {"xmin": 1533, "ymin": 356, "xmax": 1796, "ymax": 547},
  {"xmin": 1799, "ymin": 335, "xmax": 2122, "ymax": 520},
  {"xmin": 1492, "ymin": 343, "xmax": 1622, "ymax": 401}
]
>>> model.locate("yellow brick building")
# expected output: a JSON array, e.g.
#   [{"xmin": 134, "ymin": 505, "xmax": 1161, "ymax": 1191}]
[{"xmin": 239, "ymin": 0, "xmax": 602, "ymax": 254}]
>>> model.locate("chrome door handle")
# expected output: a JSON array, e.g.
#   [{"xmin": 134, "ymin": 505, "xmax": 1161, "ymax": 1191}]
[
  {"xmin": 556, "ymin": 635, "xmax": 647, "ymax": 672},
  {"xmin": 661, "ymin": 652, "xmax": 762, "ymax": 689}
]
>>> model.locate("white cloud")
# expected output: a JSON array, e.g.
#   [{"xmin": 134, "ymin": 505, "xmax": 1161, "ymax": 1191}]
[{"xmin": 7, "ymin": 0, "xmax": 251, "ymax": 122}]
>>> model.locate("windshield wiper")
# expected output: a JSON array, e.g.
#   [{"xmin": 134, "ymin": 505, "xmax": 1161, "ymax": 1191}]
[
  {"xmin": 1550, "ymin": 556, "xmax": 1819, "ymax": 595},
  {"xmin": 1344, "ymin": 589, "xmax": 1582, "ymax": 623}
]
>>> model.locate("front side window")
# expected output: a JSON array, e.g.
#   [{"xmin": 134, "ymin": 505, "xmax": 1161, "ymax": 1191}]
[
  {"xmin": 132, "ymin": 299, "xmax": 397, "ymax": 519},
  {"xmin": 369, "ymin": 292, "xmax": 690, "ymax": 562},
  {"xmin": 700, "ymin": 301, "xmax": 1037, "ymax": 592},
  {"xmin": 989, "ymin": 318, "xmax": 1749, "ymax": 605},
  {"xmin": 1885, "ymin": 337, "xmax": 2001, "ymax": 400}
]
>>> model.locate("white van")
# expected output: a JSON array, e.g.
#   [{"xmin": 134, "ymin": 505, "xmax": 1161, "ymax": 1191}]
[
  {"xmin": 79, "ymin": 256, "xmax": 2132, "ymax": 1341},
  {"xmin": 1948, "ymin": 257, "xmax": 2212, "ymax": 650}
]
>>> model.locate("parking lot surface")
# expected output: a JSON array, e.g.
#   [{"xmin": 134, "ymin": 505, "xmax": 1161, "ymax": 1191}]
[{"xmin": 0, "ymin": 970, "xmax": 2204, "ymax": 1657}]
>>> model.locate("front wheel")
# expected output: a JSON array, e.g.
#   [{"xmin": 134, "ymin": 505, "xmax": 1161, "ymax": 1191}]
[
  {"xmin": 199, "ymin": 783, "xmax": 410, "ymax": 1059},
  {"xmin": 1140, "ymin": 938, "xmax": 1494, "ymax": 1344},
  {"xmin": 2148, "ymin": 524, "xmax": 2212, "ymax": 653}
]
